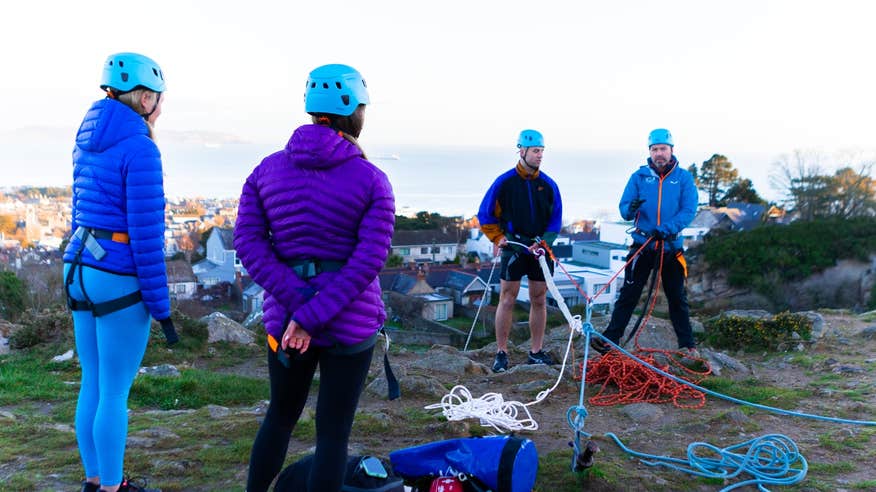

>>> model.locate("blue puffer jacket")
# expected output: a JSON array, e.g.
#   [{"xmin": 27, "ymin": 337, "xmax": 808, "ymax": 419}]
[
  {"xmin": 619, "ymin": 157, "xmax": 698, "ymax": 251},
  {"xmin": 63, "ymin": 98, "xmax": 170, "ymax": 321}
]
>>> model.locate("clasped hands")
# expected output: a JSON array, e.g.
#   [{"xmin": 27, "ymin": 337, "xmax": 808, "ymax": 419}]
[{"xmin": 281, "ymin": 319, "xmax": 311, "ymax": 354}]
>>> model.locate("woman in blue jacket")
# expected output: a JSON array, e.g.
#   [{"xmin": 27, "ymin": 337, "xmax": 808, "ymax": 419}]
[{"xmin": 64, "ymin": 52, "xmax": 175, "ymax": 492}]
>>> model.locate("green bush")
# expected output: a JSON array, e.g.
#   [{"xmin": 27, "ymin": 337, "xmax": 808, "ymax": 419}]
[
  {"xmin": 704, "ymin": 312, "xmax": 813, "ymax": 351},
  {"xmin": 0, "ymin": 271, "xmax": 26, "ymax": 322},
  {"xmin": 701, "ymin": 217, "xmax": 876, "ymax": 302},
  {"xmin": 8, "ymin": 310, "xmax": 73, "ymax": 349}
]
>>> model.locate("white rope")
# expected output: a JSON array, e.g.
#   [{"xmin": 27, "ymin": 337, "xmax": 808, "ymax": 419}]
[{"xmin": 428, "ymin": 249, "xmax": 586, "ymax": 432}]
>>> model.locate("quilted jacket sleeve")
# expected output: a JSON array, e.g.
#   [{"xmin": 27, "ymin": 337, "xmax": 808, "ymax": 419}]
[
  {"xmin": 291, "ymin": 170, "xmax": 395, "ymax": 333},
  {"xmin": 125, "ymin": 140, "xmax": 170, "ymax": 320},
  {"xmin": 661, "ymin": 170, "xmax": 699, "ymax": 236},
  {"xmin": 233, "ymin": 172, "xmax": 318, "ymax": 308}
]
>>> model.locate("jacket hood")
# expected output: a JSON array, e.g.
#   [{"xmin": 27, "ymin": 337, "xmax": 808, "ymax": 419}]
[
  {"xmin": 285, "ymin": 124, "xmax": 363, "ymax": 170},
  {"xmin": 75, "ymin": 98, "xmax": 150, "ymax": 153}
]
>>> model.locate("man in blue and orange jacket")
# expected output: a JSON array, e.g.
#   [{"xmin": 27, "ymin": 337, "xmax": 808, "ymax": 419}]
[
  {"xmin": 478, "ymin": 129, "xmax": 562, "ymax": 373},
  {"xmin": 593, "ymin": 128, "xmax": 699, "ymax": 355}
]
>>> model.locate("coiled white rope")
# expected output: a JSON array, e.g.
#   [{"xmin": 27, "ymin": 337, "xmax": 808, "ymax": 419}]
[{"xmin": 427, "ymin": 249, "xmax": 584, "ymax": 432}]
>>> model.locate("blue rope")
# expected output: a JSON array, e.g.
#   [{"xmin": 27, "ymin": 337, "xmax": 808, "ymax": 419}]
[
  {"xmin": 567, "ymin": 304, "xmax": 593, "ymax": 471},
  {"xmin": 606, "ymin": 432, "xmax": 808, "ymax": 492}
]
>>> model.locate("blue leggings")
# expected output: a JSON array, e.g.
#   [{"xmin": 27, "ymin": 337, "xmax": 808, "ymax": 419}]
[{"xmin": 64, "ymin": 264, "xmax": 151, "ymax": 487}]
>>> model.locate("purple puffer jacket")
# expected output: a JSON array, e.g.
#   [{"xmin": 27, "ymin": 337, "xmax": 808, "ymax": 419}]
[{"xmin": 234, "ymin": 124, "xmax": 395, "ymax": 347}]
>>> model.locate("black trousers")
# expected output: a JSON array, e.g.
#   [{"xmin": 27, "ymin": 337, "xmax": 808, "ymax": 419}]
[
  {"xmin": 602, "ymin": 246, "xmax": 695, "ymax": 349},
  {"xmin": 246, "ymin": 342, "xmax": 374, "ymax": 492}
]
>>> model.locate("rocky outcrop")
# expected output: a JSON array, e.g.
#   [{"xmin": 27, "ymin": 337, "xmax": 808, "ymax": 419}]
[
  {"xmin": 687, "ymin": 253, "xmax": 876, "ymax": 312},
  {"xmin": 199, "ymin": 312, "xmax": 256, "ymax": 344}
]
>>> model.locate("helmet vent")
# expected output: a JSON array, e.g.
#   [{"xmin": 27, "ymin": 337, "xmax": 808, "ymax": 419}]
[
  {"xmin": 341, "ymin": 95, "xmax": 350, "ymax": 106},
  {"xmin": 121, "ymin": 73, "xmax": 129, "ymax": 82},
  {"xmin": 310, "ymin": 82, "xmax": 316, "ymax": 88},
  {"xmin": 118, "ymin": 60, "xmax": 124, "ymax": 67},
  {"xmin": 335, "ymin": 82, "xmax": 342, "ymax": 89},
  {"xmin": 322, "ymin": 82, "xmax": 329, "ymax": 89}
]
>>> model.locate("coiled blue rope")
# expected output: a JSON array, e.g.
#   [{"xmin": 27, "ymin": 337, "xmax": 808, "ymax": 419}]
[{"xmin": 606, "ymin": 432, "xmax": 808, "ymax": 492}]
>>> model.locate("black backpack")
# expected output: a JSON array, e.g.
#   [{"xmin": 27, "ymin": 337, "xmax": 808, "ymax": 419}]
[{"xmin": 274, "ymin": 454, "xmax": 404, "ymax": 492}]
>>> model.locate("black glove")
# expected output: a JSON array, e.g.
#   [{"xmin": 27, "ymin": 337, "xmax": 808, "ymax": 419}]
[
  {"xmin": 159, "ymin": 318, "xmax": 180, "ymax": 345},
  {"xmin": 651, "ymin": 225, "xmax": 671, "ymax": 240},
  {"xmin": 628, "ymin": 198, "xmax": 646, "ymax": 215}
]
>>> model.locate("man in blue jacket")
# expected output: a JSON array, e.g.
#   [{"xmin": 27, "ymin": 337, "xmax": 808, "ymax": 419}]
[
  {"xmin": 478, "ymin": 129, "xmax": 563, "ymax": 372},
  {"xmin": 592, "ymin": 129, "xmax": 699, "ymax": 355}
]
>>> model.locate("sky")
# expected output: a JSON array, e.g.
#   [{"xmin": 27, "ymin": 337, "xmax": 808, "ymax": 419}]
[{"xmin": 1, "ymin": 0, "xmax": 874, "ymax": 204}]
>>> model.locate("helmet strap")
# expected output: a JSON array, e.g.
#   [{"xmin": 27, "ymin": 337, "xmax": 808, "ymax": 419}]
[
  {"xmin": 141, "ymin": 92, "xmax": 162, "ymax": 120},
  {"xmin": 520, "ymin": 148, "xmax": 538, "ymax": 173}
]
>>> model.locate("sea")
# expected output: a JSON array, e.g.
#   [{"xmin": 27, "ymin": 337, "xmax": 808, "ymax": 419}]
[{"xmin": 1, "ymin": 139, "xmax": 779, "ymax": 222}]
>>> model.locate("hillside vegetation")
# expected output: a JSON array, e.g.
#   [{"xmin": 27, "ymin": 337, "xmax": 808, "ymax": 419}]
[{"xmin": 698, "ymin": 217, "xmax": 876, "ymax": 309}]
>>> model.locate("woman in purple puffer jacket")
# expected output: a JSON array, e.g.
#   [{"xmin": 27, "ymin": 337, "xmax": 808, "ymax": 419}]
[{"xmin": 234, "ymin": 64, "xmax": 394, "ymax": 492}]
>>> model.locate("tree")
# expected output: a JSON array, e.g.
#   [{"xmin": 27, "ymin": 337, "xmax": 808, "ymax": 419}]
[
  {"xmin": 721, "ymin": 178, "xmax": 767, "ymax": 206},
  {"xmin": 771, "ymin": 150, "xmax": 876, "ymax": 220},
  {"xmin": 829, "ymin": 165, "xmax": 876, "ymax": 218},
  {"xmin": 0, "ymin": 271, "xmax": 26, "ymax": 321},
  {"xmin": 0, "ymin": 214, "xmax": 16, "ymax": 235},
  {"xmin": 689, "ymin": 154, "xmax": 739, "ymax": 207},
  {"xmin": 385, "ymin": 254, "xmax": 404, "ymax": 268},
  {"xmin": 770, "ymin": 150, "xmax": 829, "ymax": 221}
]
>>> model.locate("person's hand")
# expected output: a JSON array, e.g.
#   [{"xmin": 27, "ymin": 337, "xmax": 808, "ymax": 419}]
[
  {"xmin": 493, "ymin": 237, "xmax": 508, "ymax": 256},
  {"xmin": 628, "ymin": 198, "xmax": 646, "ymax": 215},
  {"xmin": 281, "ymin": 319, "xmax": 311, "ymax": 354},
  {"xmin": 651, "ymin": 225, "xmax": 670, "ymax": 240}
]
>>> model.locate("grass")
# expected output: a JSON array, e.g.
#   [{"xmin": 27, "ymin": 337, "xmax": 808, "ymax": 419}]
[
  {"xmin": 807, "ymin": 461, "xmax": 856, "ymax": 475},
  {"xmin": 0, "ymin": 345, "xmax": 80, "ymax": 405},
  {"xmin": 817, "ymin": 429, "xmax": 874, "ymax": 452},
  {"xmin": 699, "ymin": 376, "xmax": 811, "ymax": 408},
  {"xmin": 130, "ymin": 370, "xmax": 268, "ymax": 410}
]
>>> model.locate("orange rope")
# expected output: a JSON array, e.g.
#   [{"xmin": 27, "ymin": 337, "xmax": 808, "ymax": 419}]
[{"xmin": 542, "ymin": 238, "xmax": 713, "ymax": 409}]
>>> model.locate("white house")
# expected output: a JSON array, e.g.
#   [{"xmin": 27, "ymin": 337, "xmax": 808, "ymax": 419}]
[
  {"xmin": 518, "ymin": 259, "xmax": 623, "ymax": 313},
  {"xmin": 192, "ymin": 227, "xmax": 241, "ymax": 287},
  {"xmin": 391, "ymin": 229, "xmax": 462, "ymax": 264},
  {"xmin": 166, "ymin": 259, "xmax": 198, "ymax": 299},
  {"xmin": 571, "ymin": 241, "xmax": 629, "ymax": 274},
  {"xmin": 597, "ymin": 221, "xmax": 635, "ymax": 246}
]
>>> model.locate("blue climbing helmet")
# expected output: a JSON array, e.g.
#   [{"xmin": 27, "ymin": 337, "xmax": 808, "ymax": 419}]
[
  {"xmin": 304, "ymin": 64, "xmax": 370, "ymax": 116},
  {"xmin": 517, "ymin": 129, "xmax": 544, "ymax": 148},
  {"xmin": 648, "ymin": 128, "xmax": 673, "ymax": 148},
  {"xmin": 100, "ymin": 52, "xmax": 166, "ymax": 93}
]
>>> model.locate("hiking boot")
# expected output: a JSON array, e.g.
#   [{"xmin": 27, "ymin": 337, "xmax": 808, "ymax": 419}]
[
  {"xmin": 81, "ymin": 481, "xmax": 100, "ymax": 492},
  {"xmin": 527, "ymin": 350, "xmax": 555, "ymax": 365},
  {"xmin": 492, "ymin": 351, "xmax": 509, "ymax": 373},
  {"xmin": 589, "ymin": 337, "xmax": 610, "ymax": 355},
  {"xmin": 102, "ymin": 476, "xmax": 160, "ymax": 492}
]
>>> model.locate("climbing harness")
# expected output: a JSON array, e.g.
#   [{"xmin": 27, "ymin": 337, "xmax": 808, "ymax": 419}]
[
  {"xmin": 64, "ymin": 227, "xmax": 178, "ymax": 342},
  {"xmin": 65, "ymin": 227, "xmax": 144, "ymax": 317}
]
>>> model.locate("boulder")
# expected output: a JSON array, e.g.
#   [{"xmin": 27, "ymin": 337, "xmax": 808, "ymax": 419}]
[{"xmin": 199, "ymin": 312, "xmax": 255, "ymax": 344}]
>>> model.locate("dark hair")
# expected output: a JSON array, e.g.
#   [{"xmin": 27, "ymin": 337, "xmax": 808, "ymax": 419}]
[{"xmin": 311, "ymin": 105, "xmax": 367, "ymax": 158}]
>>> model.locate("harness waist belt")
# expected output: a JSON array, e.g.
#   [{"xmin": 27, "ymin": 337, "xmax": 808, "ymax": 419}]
[
  {"xmin": 285, "ymin": 259, "xmax": 345, "ymax": 279},
  {"xmin": 634, "ymin": 228, "xmax": 677, "ymax": 241},
  {"xmin": 78, "ymin": 227, "xmax": 130, "ymax": 244},
  {"xmin": 67, "ymin": 290, "xmax": 143, "ymax": 317}
]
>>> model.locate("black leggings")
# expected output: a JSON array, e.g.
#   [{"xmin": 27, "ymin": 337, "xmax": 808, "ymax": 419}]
[{"xmin": 246, "ymin": 343, "xmax": 374, "ymax": 492}]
